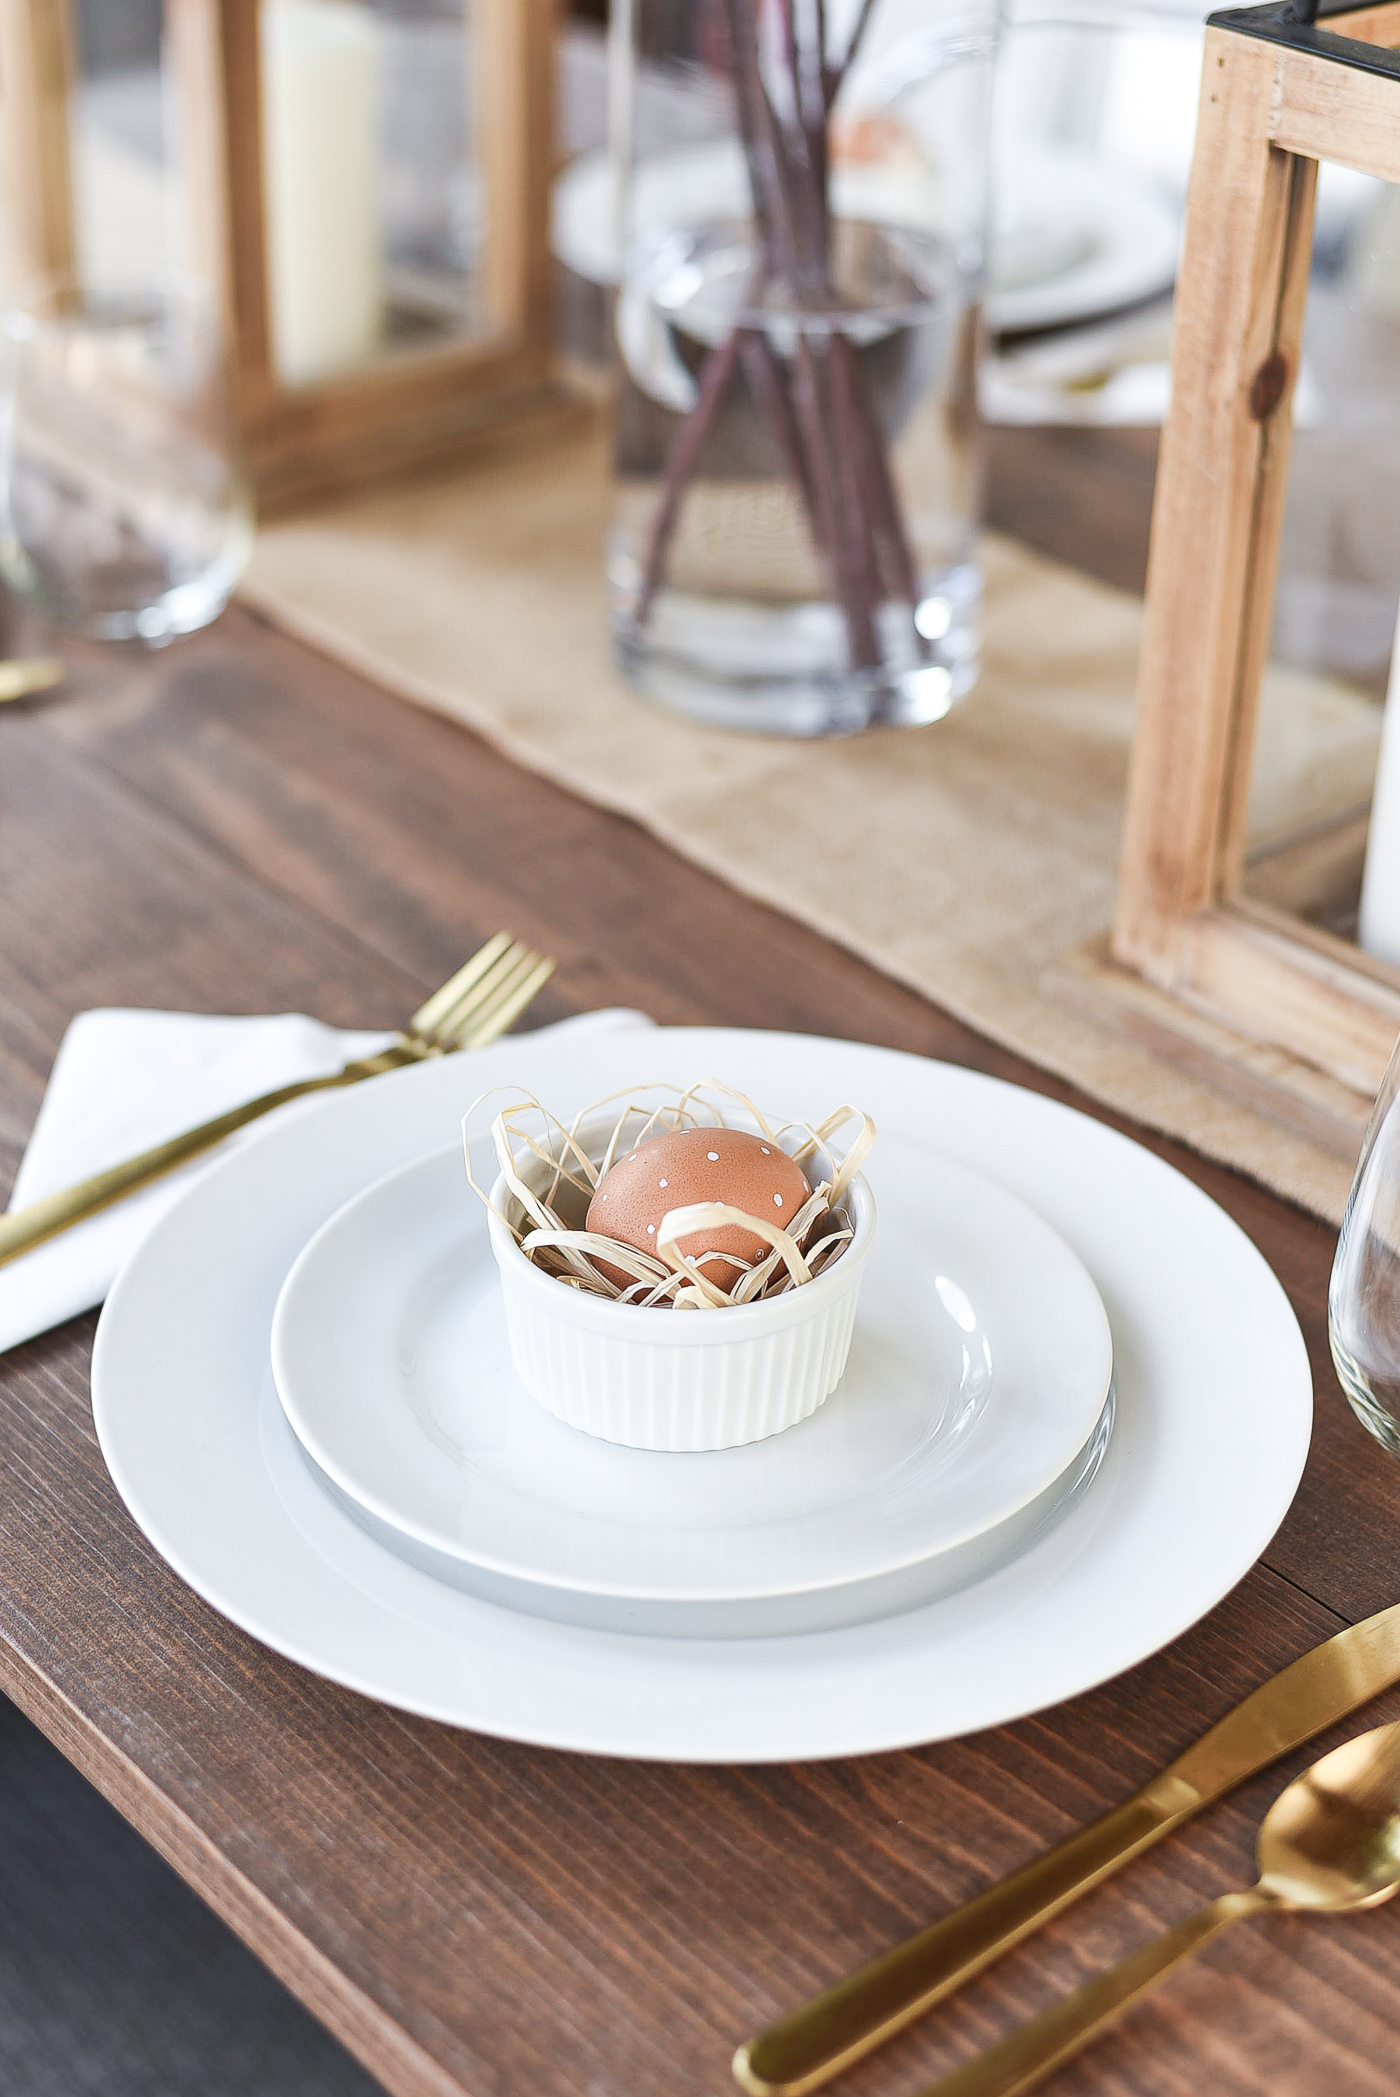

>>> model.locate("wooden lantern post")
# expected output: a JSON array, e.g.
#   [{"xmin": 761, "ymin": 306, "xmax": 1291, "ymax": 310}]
[
  {"xmin": 0, "ymin": 0, "xmax": 566, "ymax": 511},
  {"xmin": 0, "ymin": 0, "xmax": 76, "ymax": 285},
  {"xmin": 1062, "ymin": 0, "xmax": 1400, "ymax": 1157}
]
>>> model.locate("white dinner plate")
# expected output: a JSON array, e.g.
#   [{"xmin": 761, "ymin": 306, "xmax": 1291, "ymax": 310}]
[
  {"xmin": 92, "ymin": 1025, "xmax": 1311, "ymax": 1762},
  {"xmin": 270, "ymin": 1137, "xmax": 1113, "ymax": 1622}
]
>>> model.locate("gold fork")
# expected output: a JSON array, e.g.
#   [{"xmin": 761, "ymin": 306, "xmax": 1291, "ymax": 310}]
[{"xmin": 0, "ymin": 931, "xmax": 555, "ymax": 1270}]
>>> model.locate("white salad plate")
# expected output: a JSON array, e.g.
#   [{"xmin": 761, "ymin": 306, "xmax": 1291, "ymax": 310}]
[
  {"xmin": 269, "ymin": 1135, "xmax": 1114, "ymax": 1631},
  {"xmin": 92, "ymin": 1024, "xmax": 1312, "ymax": 1762}
]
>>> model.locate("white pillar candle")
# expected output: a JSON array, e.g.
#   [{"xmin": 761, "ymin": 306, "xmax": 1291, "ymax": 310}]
[
  {"xmin": 260, "ymin": 0, "xmax": 383, "ymax": 387},
  {"xmin": 1357, "ymin": 596, "xmax": 1400, "ymax": 965}
]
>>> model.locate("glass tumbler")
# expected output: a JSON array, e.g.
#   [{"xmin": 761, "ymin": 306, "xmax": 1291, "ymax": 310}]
[
  {"xmin": 608, "ymin": 0, "xmax": 996, "ymax": 737},
  {"xmin": 1330, "ymin": 1032, "xmax": 1400, "ymax": 1454},
  {"xmin": 0, "ymin": 278, "xmax": 252, "ymax": 644}
]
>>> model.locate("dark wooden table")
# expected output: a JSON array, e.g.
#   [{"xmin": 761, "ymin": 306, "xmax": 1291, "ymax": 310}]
[{"xmin": 3, "ymin": 430, "xmax": 1400, "ymax": 2097}]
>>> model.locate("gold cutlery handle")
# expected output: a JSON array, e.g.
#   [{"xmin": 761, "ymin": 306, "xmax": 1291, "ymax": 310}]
[
  {"xmin": 0, "ymin": 656, "xmax": 63, "ymax": 704},
  {"xmin": 734, "ymin": 1777, "xmax": 1201, "ymax": 2097},
  {"xmin": 919, "ymin": 1888, "xmax": 1263, "ymax": 2097},
  {"xmin": 0, "ymin": 1046, "xmax": 409, "ymax": 1270}
]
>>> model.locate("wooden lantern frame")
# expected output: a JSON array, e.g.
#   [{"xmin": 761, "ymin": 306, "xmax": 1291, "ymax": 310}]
[
  {"xmin": 1061, "ymin": 0, "xmax": 1400, "ymax": 1157},
  {"xmin": 0, "ymin": 0, "xmax": 564, "ymax": 510}
]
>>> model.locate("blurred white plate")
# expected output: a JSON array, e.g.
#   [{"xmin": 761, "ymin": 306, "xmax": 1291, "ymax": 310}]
[
  {"xmin": 991, "ymin": 147, "xmax": 1180, "ymax": 333},
  {"xmin": 552, "ymin": 140, "xmax": 1180, "ymax": 337},
  {"xmin": 269, "ymin": 1137, "xmax": 1114, "ymax": 1624}
]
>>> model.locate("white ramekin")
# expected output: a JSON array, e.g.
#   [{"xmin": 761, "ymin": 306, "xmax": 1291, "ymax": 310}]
[{"xmin": 485, "ymin": 1121, "xmax": 876, "ymax": 1452}]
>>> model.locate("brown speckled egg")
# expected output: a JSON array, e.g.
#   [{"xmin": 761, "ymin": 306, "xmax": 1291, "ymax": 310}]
[{"xmin": 586, "ymin": 1126, "xmax": 811, "ymax": 1294}]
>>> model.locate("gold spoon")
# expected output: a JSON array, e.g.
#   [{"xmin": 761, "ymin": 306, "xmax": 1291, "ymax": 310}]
[{"xmin": 923, "ymin": 1720, "xmax": 1400, "ymax": 2097}]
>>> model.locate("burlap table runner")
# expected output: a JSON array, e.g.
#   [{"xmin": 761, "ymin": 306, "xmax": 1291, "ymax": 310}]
[{"xmin": 242, "ymin": 423, "xmax": 1379, "ymax": 1224}]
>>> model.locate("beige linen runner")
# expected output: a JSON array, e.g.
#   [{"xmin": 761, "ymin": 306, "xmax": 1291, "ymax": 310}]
[{"xmin": 242, "ymin": 424, "xmax": 1377, "ymax": 1223}]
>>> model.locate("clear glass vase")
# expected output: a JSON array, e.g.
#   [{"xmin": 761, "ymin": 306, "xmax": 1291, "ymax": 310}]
[
  {"xmin": 606, "ymin": 0, "xmax": 996, "ymax": 737},
  {"xmin": 0, "ymin": 277, "xmax": 252, "ymax": 644}
]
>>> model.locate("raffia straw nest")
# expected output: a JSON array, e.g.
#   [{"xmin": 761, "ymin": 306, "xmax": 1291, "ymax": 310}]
[{"xmin": 465, "ymin": 1080, "xmax": 875, "ymax": 1310}]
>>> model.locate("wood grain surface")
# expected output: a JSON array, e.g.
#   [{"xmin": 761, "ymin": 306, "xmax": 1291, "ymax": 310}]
[{"xmin": 3, "ymin": 433, "xmax": 1400, "ymax": 2097}]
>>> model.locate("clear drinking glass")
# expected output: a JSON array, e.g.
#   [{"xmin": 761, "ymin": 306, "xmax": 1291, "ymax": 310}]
[
  {"xmin": 1330, "ymin": 1034, "xmax": 1400, "ymax": 1454},
  {"xmin": 608, "ymin": 0, "xmax": 997, "ymax": 737},
  {"xmin": 0, "ymin": 277, "xmax": 252, "ymax": 643}
]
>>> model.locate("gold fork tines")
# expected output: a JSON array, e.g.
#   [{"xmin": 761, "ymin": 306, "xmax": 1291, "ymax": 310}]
[
  {"xmin": 462, "ymin": 952, "xmax": 556, "ymax": 1049},
  {"xmin": 408, "ymin": 932, "xmax": 515, "ymax": 1039},
  {"xmin": 0, "ymin": 933, "xmax": 556, "ymax": 1271},
  {"xmin": 417, "ymin": 940, "xmax": 551, "ymax": 1054},
  {"xmin": 402, "ymin": 944, "xmax": 555, "ymax": 1060}
]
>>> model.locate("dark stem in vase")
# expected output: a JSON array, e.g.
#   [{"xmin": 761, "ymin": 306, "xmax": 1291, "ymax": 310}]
[{"xmin": 631, "ymin": 0, "xmax": 927, "ymax": 680}]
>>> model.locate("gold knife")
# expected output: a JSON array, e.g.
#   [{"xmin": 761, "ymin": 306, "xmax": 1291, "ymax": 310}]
[{"xmin": 734, "ymin": 1600, "xmax": 1400, "ymax": 2097}]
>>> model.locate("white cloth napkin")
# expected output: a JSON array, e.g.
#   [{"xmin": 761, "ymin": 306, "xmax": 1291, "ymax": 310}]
[{"xmin": 0, "ymin": 1005, "xmax": 651, "ymax": 1356}]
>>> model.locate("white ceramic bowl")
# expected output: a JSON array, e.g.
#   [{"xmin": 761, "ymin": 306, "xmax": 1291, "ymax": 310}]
[{"xmin": 485, "ymin": 1118, "xmax": 876, "ymax": 1452}]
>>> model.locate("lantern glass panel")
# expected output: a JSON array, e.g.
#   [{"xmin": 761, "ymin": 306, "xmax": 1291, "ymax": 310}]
[
  {"xmin": 1238, "ymin": 161, "xmax": 1400, "ymax": 952},
  {"xmin": 68, "ymin": 0, "xmax": 177, "ymax": 294},
  {"xmin": 982, "ymin": 5, "xmax": 1202, "ymax": 429},
  {"xmin": 257, "ymin": 0, "xmax": 486, "ymax": 390}
]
